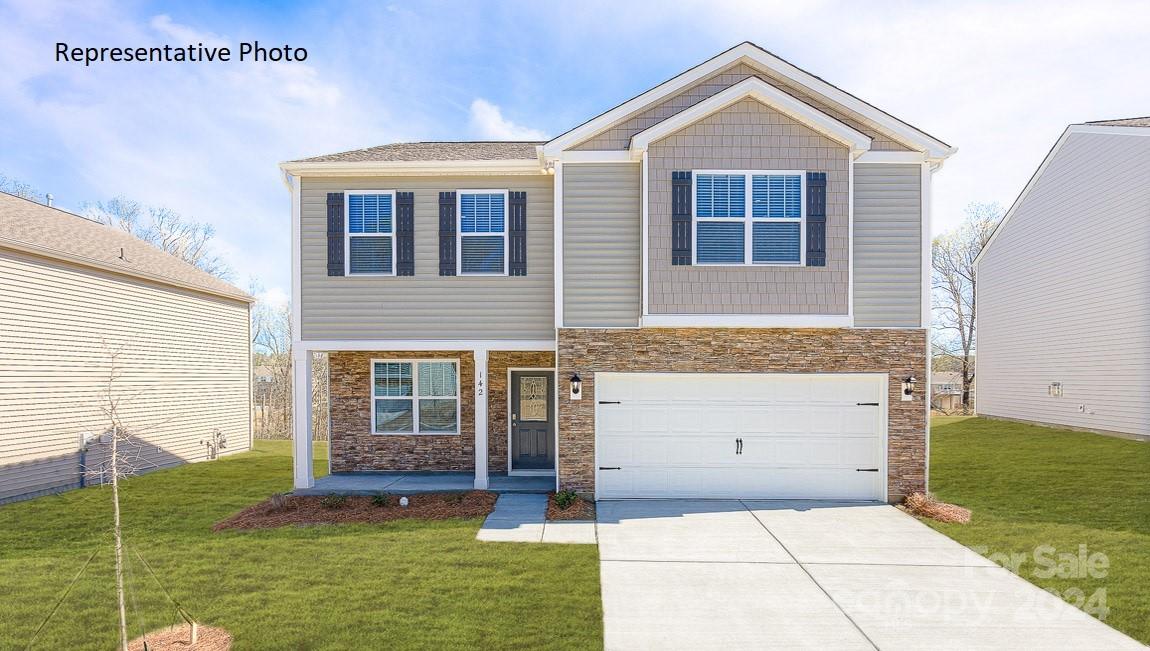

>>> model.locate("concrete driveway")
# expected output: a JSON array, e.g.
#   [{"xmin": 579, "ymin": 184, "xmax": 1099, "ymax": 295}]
[{"xmin": 596, "ymin": 500, "xmax": 1142, "ymax": 650}]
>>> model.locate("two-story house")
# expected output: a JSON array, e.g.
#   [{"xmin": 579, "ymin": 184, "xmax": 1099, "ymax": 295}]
[{"xmin": 280, "ymin": 42, "xmax": 955, "ymax": 502}]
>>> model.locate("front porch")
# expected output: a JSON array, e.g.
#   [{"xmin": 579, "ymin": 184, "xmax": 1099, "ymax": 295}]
[{"xmin": 295, "ymin": 471, "xmax": 555, "ymax": 496}]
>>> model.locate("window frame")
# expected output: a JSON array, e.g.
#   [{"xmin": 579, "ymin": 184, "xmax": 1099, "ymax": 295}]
[
  {"xmin": 345, "ymin": 190, "xmax": 397, "ymax": 277},
  {"xmin": 456, "ymin": 189, "xmax": 510, "ymax": 277},
  {"xmin": 691, "ymin": 170, "xmax": 806, "ymax": 267},
  {"xmin": 369, "ymin": 358, "xmax": 461, "ymax": 436}
]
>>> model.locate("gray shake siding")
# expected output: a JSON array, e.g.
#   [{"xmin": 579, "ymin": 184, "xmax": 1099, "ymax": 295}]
[
  {"xmin": 977, "ymin": 130, "xmax": 1150, "ymax": 437},
  {"xmin": 853, "ymin": 164, "xmax": 922, "ymax": 327},
  {"xmin": 299, "ymin": 175, "xmax": 554, "ymax": 341},
  {"xmin": 562, "ymin": 163, "xmax": 641, "ymax": 326},
  {"xmin": 647, "ymin": 98, "xmax": 849, "ymax": 315}
]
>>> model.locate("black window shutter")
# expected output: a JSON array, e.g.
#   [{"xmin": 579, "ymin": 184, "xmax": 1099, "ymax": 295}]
[
  {"xmin": 806, "ymin": 172, "xmax": 827, "ymax": 267},
  {"xmin": 438, "ymin": 192, "xmax": 457, "ymax": 276},
  {"xmin": 326, "ymin": 192, "xmax": 345, "ymax": 276},
  {"xmin": 671, "ymin": 171, "xmax": 692, "ymax": 265},
  {"xmin": 395, "ymin": 192, "xmax": 415, "ymax": 276},
  {"xmin": 508, "ymin": 191, "xmax": 527, "ymax": 276}
]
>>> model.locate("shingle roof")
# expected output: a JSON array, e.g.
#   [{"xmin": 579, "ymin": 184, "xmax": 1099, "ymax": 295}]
[
  {"xmin": 293, "ymin": 141, "xmax": 543, "ymax": 163},
  {"xmin": 1084, "ymin": 116, "xmax": 1150, "ymax": 127},
  {"xmin": 0, "ymin": 192, "xmax": 250, "ymax": 301}
]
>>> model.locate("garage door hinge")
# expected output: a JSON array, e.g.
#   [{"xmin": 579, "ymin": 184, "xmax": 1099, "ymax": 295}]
[
  {"xmin": 855, "ymin": 468, "xmax": 879, "ymax": 472},
  {"xmin": 598, "ymin": 400, "xmax": 621, "ymax": 405},
  {"xmin": 598, "ymin": 466, "xmax": 621, "ymax": 470},
  {"xmin": 856, "ymin": 402, "xmax": 880, "ymax": 406}
]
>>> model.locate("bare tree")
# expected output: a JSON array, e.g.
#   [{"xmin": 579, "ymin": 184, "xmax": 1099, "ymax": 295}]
[
  {"xmin": 0, "ymin": 173, "xmax": 45, "ymax": 203},
  {"xmin": 249, "ymin": 288, "xmax": 328, "ymax": 441},
  {"xmin": 83, "ymin": 197, "xmax": 232, "ymax": 280},
  {"xmin": 932, "ymin": 202, "xmax": 1001, "ymax": 413}
]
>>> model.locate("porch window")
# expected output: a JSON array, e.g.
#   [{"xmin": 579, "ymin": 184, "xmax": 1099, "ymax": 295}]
[{"xmin": 371, "ymin": 360, "xmax": 459, "ymax": 435}]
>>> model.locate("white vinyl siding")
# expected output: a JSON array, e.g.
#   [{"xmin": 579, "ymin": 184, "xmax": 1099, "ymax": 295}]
[
  {"xmin": 299, "ymin": 175, "xmax": 554, "ymax": 341},
  {"xmin": 853, "ymin": 164, "xmax": 922, "ymax": 327},
  {"xmin": 692, "ymin": 170, "xmax": 805, "ymax": 266},
  {"xmin": 0, "ymin": 249, "xmax": 251, "ymax": 504},
  {"xmin": 977, "ymin": 130, "xmax": 1150, "ymax": 437}
]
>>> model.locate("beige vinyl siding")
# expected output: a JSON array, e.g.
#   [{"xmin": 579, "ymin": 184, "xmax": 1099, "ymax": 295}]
[
  {"xmin": 562, "ymin": 163, "xmax": 641, "ymax": 326},
  {"xmin": 647, "ymin": 98, "xmax": 849, "ymax": 315},
  {"xmin": 0, "ymin": 249, "xmax": 251, "ymax": 503},
  {"xmin": 977, "ymin": 131, "xmax": 1150, "ymax": 437},
  {"xmin": 300, "ymin": 176, "xmax": 554, "ymax": 341},
  {"xmin": 853, "ymin": 164, "xmax": 922, "ymax": 327},
  {"xmin": 573, "ymin": 61, "xmax": 911, "ymax": 152}
]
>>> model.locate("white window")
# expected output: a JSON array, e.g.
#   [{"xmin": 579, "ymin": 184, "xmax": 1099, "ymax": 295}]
[
  {"xmin": 371, "ymin": 360, "xmax": 459, "ymax": 435},
  {"xmin": 346, "ymin": 191, "xmax": 396, "ymax": 275},
  {"xmin": 693, "ymin": 171, "xmax": 805, "ymax": 266},
  {"xmin": 457, "ymin": 190, "xmax": 508, "ymax": 275}
]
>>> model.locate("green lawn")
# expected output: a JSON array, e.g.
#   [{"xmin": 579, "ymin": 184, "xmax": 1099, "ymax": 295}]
[
  {"xmin": 0, "ymin": 441, "xmax": 602, "ymax": 650},
  {"xmin": 927, "ymin": 416, "xmax": 1150, "ymax": 644}
]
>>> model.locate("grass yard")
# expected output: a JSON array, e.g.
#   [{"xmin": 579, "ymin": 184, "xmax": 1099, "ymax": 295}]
[
  {"xmin": 928, "ymin": 416, "xmax": 1150, "ymax": 644},
  {"xmin": 0, "ymin": 441, "xmax": 603, "ymax": 650}
]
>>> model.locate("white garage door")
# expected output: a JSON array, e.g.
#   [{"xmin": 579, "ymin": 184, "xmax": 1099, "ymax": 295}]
[{"xmin": 595, "ymin": 373, "xmax": 886, "ymax": 500}]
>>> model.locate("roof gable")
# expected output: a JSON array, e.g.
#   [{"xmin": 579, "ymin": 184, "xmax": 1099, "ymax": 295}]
[{"xmin": 543, "ymin": 42, "xmax": 954, "ymax": 160}]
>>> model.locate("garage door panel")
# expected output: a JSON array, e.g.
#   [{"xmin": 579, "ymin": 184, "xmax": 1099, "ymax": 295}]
[{"xmin": 596, "ymin": 373, "xmax": 886, "ymax": 500}]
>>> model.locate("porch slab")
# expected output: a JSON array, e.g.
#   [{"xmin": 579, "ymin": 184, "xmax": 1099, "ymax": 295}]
[{"xmin": 295, "ymin": 472, "xmax": 553, "ymax": 496}]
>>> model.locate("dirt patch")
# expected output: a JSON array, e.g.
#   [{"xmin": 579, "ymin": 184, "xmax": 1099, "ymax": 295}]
[
  {"xmin": 547, "ymin": 493, "xmax": 596, "ymax": 521},
  {"xmin": 900, "ymin": 492, "xmax": 971, "ymax": 524},
  {"xmin": 128, "ymin": 625, "xmax": 231, "ymax": 650},
  {"xmin": 213, "ymin": 491, "xmax": 498, "ymax": 531}
]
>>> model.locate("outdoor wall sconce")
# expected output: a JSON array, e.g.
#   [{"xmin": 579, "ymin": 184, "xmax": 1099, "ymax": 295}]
[
  {"xmin": 901, "ymin": 376, "xmax": 917, "ymax": 401},
  {"xmin": 569, "ymin": 373, "xmax": 582, "ymax": 400}
]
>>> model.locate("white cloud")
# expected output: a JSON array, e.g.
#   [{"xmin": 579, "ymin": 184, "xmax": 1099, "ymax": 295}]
[
  {"xmin": 150, "ymin": 14, "xmax": 227, "ymax": 48},
  {"xmin": 468, "ymin": 98, "xmax": 548, "ymax": 140},
  {"xmin": 257, "ymin": 286, "xmax": 290, "ymax": 309}
]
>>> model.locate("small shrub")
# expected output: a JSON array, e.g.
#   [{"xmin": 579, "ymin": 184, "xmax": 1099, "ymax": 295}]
[
  {"xmin": 320, "ymin": 493, "xmax": 348, "ymax": 509},
  {"xmin": 267, "ymin": 493, "xmax": 289, "ymax": 513},
  {"xmin": 371, "ymin": 492, "xmax": 393, "ymax": 507},
  {"xmin": 554, "ymin": 490, "xmax": 579, "ymax": 510},
  {"xmin": 444, "ymin": 492, "xmax": 464, "ymax": 504}
]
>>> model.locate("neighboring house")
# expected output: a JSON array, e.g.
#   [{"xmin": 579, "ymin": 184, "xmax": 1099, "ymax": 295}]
[
  {"xmin": 976, "ymin": 118, "xmax": 1150, "ymax": 441},
  {"xmin": 281, "ymin": 42, "xmax": 955, "ymax": 502},
  {"xmin": 930, "ymin": 373, "xmax": 968, "ymax": 411},
  {"xmin": 0, "ymin": 192, "xmax": 253, "ymax": 503}
]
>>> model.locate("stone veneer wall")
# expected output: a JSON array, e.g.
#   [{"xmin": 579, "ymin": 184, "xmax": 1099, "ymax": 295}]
[
  {"xmin": 486, "ymin": 351, "xmax": 556, "ymax": 474},
  {"xmin": 556, "ymin": 328, "xmax": 927, "ymax": 501},
  {"xmin": 329, "ymin": 351, "xmax": 475, "ymax": 472}
]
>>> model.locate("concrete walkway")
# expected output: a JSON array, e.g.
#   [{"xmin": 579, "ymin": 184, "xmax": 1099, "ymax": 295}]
[
  {"xmin": 476, "ymin": 494, "xmax": 596, "ymax": 544},
  {"xmin": 597, "ymin": 500, "xmax": 1143, "ymax": 650}
]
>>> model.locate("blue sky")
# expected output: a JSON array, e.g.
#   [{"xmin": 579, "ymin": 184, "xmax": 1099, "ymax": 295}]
[{"xmin": 2, "ymin": 0, "xmax": 1149, "ymax": 306}]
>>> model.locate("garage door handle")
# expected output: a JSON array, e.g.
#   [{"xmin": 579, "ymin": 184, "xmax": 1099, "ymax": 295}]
[
  {"xmin": 598, "ymin": 466, "xmax": 621, "ymax": 471},
  {"xmin": 598, "ymin": 401, "xmax": 621, "ymax": 405},
  {"xmin": 855, "ymin": 468, "xmax": 879, "ymax": 472},
  {"xmin": 856, "ymin": 402, "xmax": 879, "ymax": 406}
]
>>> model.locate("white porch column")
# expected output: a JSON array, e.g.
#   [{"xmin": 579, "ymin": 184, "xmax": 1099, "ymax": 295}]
[
  {"xmin": 473, "ymin": 348, "xmax": 489, "ymax": 489},
  {"xmin": 292, "ymin": 348, "xmax": 314, "ymax": 490}
]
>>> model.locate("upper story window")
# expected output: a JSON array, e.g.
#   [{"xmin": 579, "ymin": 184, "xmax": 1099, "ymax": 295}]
[
  {"xmin": 346, "ymin": 191, "xmax": 395, "ymax": 275},
  {"xmin": 458, "ymin": 190, "xmax": 508, "ymax": 275},
  {"xmin": 694, "ymin": 171, "xmax": 804, "ymax": 266}
]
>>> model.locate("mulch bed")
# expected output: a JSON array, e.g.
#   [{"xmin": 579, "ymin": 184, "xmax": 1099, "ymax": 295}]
[
  {"xmin": 546, "ymin": 493, "xmax": 596, "ymax": 521},
  {"xmin": 900, "ymin": 492, "xmax": 972, "ymax": 524},
  {"xmin": 213, "ymin": 491, "xmax": 498, "ymax": 531},
  {"xmin": 128, "ymin": 625, "xmax": 231, "ymax": 650}
]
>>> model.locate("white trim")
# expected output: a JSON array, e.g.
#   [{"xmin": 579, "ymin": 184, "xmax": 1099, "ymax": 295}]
[
  {"xmin": 291, "ymin": 349, "xmax": 314, "ymax": 490},
  {"xmin": 628, "ymin": 78, "xmax": 872, "ymax": 158},
  {"xmin": 279, "ymin": 159, "xmax": 545, "ymax": 177},
  {"xmin": 456, "ymin": 189, "xmax": 510, "ymax": 276},
  {"xmin": 295, "ymin": 339, "xmax": 557, "ymax": 352},
  {"xmin": 855, "ymin": 151, "xmax": 926, "ymax": 164},
  {"xmin": 543, "ymin": 42, "xmax": 954, "ymax": 159},
  {"xmin": 641, "ymin": 314, "xmax": 852, "ymax": 328},
  {"xmin": 691, "ymin": 170, "xmax": 806, "ymax": 267},
  {"xmin": 344, "ymin": 190, "xmax": 397, "ymax": 277},
  {"xmin": 369, "ymin": 358, "xmax": 461, "ymax": 436},
  {"xmin": 640, "ymin": 151, "xmax": 650, "ymax": 317},
  {"xmin": 974, "ymin": 123, "xmax": 1150, "ymax": 268},
  {"xmin": 555, "ymin": 150, "xmax": 634, "ymax": 163},
  {"xmin": 847, "ymin": 160, "xmax": 855, "ymax": 326},
  {"xmin": 553, "ymin": 161, "xmax": 564, "ymax": 327},
  {"xmin": 474, "ymin": 349, "xmax": 489, "ymax": 489},
  {"xmin": 506, "ymin": 367, "xmax": 557, "ymax": 473}
]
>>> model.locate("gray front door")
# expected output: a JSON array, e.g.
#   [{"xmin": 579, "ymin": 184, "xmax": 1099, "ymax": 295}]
[{"xmin": 510, "ymin": 371, "xmax": 555, "ymax": 471}]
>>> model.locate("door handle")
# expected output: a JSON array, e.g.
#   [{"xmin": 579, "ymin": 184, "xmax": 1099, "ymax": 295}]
[
  {"xmin": 598, "ymin": 466, "xmax": 621, "ymax": 470},
  {"xmin": 736, "ymin": 438, "xmax": 743, "ymax": 455},
  {"xmin": 855, "ymin": 468, "xmax": 879, "ymax": 472}
]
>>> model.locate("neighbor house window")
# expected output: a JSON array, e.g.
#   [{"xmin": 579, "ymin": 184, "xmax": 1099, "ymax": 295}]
[
  {"xmin": 346, "ymin": 191, "xmax": 395, "ymax": 275},
  {"xmin": 371, "ymin": 360, "xmax": 459, "ymax": 435},
  {"xmin": 458, "ymin": 190, "xmax": 508, "ymax": 275},
  {"xmin": 694, "ymin": 171, "xmax": 804, "ymax": 265}
]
